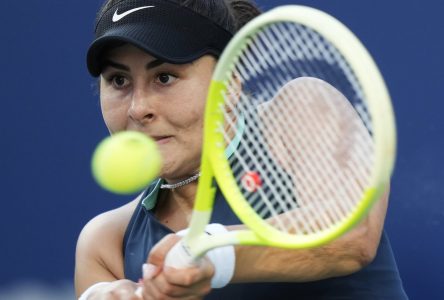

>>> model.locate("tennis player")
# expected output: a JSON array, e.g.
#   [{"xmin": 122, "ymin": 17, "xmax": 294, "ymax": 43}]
[{"xmin": 75, "ymin": 0, "xmax": 409, "ymax": 299}]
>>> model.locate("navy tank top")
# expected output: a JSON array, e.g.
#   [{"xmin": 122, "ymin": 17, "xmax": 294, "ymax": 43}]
[{"xmin": 123, "ymin": 180, "xmax": 408, "ymax": 299}]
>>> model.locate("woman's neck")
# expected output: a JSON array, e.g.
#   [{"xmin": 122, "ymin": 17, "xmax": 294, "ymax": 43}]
[{"xmin": 155, "ymin": 182, "xmax": 198, "ymax": 231}]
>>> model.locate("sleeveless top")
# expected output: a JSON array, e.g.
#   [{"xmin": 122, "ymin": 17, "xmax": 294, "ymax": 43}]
[{"xmin": 123, "ymin": 180, "xmax": 409, "ymax": 299}]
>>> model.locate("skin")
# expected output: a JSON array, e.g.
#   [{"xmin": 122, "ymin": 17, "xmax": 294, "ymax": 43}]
[
  {"xmin": 75, "ymin": 44, "xmax": 389, "ymax": 299},
  {"xmin": 99, "ymin": 44, "xmax": 219, "ymax": 232},
  {"xmin": 75, "ymin": 44, "xmax": 216, "ymax": 299}
]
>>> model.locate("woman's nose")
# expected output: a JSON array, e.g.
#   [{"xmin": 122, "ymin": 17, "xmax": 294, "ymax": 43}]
[{"xmin": 128, "ymin": 89, "xmax": 156, "ymax": 123}]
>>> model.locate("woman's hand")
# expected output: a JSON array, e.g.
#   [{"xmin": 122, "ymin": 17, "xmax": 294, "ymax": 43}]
[
  {"xmin": 138, "ymin": 234, "xmax": 214, "ymax": 299},
  {"xmin": 82, "ymin": 279, "xmax": 141, "ymax": 300}
]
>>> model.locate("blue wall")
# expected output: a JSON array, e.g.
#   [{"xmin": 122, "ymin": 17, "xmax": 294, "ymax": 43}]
[{"xmin": 1, "ymin": 1, "xmax": 443, "ymax": 299}]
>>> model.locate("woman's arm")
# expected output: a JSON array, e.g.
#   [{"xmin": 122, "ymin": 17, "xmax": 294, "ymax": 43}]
[
  {"xmin": 232, "ymin": 189, "xmax": 389, "ymax": 282},
  {"xmin": 74, "ymin": 199, "xmax": 139, "ymax": 298},
  {"xmin": 142, "ymin": 189, "xmax": 389, "ymax": 297}
]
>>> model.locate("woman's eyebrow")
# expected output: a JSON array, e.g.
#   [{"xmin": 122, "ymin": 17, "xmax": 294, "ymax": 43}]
[{"xmin": 146, "ymin": 59, "xmax": 165, "ymax": 69}]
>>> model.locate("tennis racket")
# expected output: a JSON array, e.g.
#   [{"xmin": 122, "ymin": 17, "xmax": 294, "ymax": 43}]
[{"xmin": 164, "ymin": 5, "xmax": 396, "ymax": 267}]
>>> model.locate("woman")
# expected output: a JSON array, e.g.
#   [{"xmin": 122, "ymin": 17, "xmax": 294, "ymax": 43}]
[{"xmin": 75, "ymin": 0, "xmax": 409, "ymax": 299}]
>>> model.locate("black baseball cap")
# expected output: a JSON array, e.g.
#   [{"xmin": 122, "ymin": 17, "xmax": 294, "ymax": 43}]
[{"xmin": 86, "ymin": 0, "xmax": 234, "ymax": 77}]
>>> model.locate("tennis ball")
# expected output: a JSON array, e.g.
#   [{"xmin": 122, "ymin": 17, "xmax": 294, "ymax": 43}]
[{"xmin": 91, "ymin": 131, "xmax": 162, "ymax": 194}]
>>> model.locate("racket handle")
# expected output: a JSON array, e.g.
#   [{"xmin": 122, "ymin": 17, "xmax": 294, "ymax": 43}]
[{"xmin": 164, "ymin": 240, "xmax": 198, "ymax": 268}]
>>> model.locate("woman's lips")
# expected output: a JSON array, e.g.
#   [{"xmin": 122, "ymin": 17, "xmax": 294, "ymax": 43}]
[{"xmin": 152, "ymin": 136, "xmax": 172, "ymax": 145}]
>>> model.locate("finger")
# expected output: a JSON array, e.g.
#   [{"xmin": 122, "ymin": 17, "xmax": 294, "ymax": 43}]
[
  {"xmin": 147, "ymin": 234, "xmax": 181, "ymax": 266},
  {"xmin": 157, "ymin": 266, "xmax": 213, "ymax": 297},
  {"xmin": 102, "ymin": 280, "xmax": 140, "ymax": 300},
  {"xmin": 121, "ymin": 289, "xmax": 144, "ymax": 300},
  {"xmin": 142, "ymin": 263, "xmax": 160, "ymax": 280},
  {"xmin": 101, "ymin": 289, "xmax": 138, "ymax": 300},
  {"xmin": 140, "ymin": 275, "xmax": 173, "ymax": 300},
  {"xmin": 134, "ymin": 284, "xmax": 144, "ymax": 299},
  {"xmin": 148, "ymin": 272, "xmax": 189, "ymax": 297},
  {"xmin": 142, "ymin": 272, "xmax": 210, "ymax": 299},
  {"xmin": 163, "ymin": 258, "xmax": 214, "ymax": 287}
]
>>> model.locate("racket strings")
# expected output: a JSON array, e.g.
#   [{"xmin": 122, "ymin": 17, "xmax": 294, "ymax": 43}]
[
  {"xmin": 221, "ymin": 96, "xmax": 301, "ymax": 231},
  {"xmin": 223, "ymin": 87, "xmax": 327, "ymax": 235},
  {"xmin": 257, "ymin": 80, "xmax": 371, "ymax": 231},
  {"xmin": 219, "ymin": 22, "xmax": 374, "ymax": 235},
  {"xmin": 224, "ymin": 91, "xmax": 370, "ymax": 235},
  {"xmin": 252, "ymin": 85, "xmax": 344, "ymax": 231},
  {"xmin": 288, "ymin": 22, "xmax": 371, "ymax": 132},
  {"xmin": 282, "ymin": 24, "xmax": 372, "ymax": 227},
  {"xmin": 287, "ymin": 84, "xmax": 372, "ymax": 199},
  {"xmin": 268, "ymin": 94, "xmax": 349, "ymax": 222},
  {"xmin": 294, "ymin": 24, "xmax": 373, "ymax": 135},
  {"xmin": 253, "ymin": 27, "xmax": 368, "ymax": 220},
  {"xmin": 229, "ymin": 80, "xmax": 346, "ymax": 231},
  {"xmin": 221, "ymin": 98, "xmax": 309, "ymax": 233},
  {"xmin": 242, "ymin": 25, "xmax": 352, "ymax": 222},
  {"xmin": 291, "ymin": 96, "xmax": 371, "ymax": 217}
]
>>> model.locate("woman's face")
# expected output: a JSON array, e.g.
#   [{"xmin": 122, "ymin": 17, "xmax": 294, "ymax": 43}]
[{"xmin": 99, "ymin": 44, "xmax": 216, "ymax": 181}]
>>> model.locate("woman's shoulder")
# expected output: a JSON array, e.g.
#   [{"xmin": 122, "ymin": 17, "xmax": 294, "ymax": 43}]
[{"xmin": 79, "ymin": 195, "xmax": 141, "ymax": 243}]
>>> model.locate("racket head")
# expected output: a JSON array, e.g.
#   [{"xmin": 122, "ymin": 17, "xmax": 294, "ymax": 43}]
[{"xmin": 203, "ymin": 5, "xmax": 396, "ymax": 248}]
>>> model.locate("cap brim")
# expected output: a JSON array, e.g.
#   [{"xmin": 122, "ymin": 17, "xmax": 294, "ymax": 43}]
[{"xmin": 87, "ymin": 23, "xmax": 225, "ymax": 77}]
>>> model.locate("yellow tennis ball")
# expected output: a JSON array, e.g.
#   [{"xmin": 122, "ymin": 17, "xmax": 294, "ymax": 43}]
[{"xmin": 91, "ymin": 131, "xmax": 162, "ymax": 194}]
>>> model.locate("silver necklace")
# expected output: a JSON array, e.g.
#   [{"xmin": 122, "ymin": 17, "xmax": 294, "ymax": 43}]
[{"xmin": 160, "ymin": 172, "xmax": 201, "ymax": 189}]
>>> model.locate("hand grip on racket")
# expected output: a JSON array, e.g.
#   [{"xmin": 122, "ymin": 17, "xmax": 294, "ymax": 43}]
[{"xmin": 162, "ymin": 4, "xmax": 396, "ymax": 273}]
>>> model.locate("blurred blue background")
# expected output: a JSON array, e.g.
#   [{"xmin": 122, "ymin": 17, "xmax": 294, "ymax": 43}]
[{"xmin": 1, "ymin": 0, "xmax": 442, "ymax": 299}]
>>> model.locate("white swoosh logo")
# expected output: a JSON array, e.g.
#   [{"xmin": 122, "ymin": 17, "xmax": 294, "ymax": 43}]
[{"xmin": 112, "ymin": 6, "xmax": 155, "ymax": 22}]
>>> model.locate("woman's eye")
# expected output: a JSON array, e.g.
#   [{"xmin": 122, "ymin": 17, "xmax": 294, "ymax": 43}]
[
  {"xmin": 111, "ymin": 75, "xmax": 129, "ymax": 88},
  {"xmin": 156, "ymin": 73, "xmax": 177, "ymax": 85}
]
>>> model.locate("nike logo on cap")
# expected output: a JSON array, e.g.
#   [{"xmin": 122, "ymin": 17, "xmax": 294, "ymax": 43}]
[{"xmin": 112, "ymin": 6, "xmax": 155, "ymax": 22}]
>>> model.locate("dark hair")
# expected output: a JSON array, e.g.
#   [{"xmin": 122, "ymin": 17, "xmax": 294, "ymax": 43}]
[{"xmin": 96, "ymin": 0, "xmax": 262, "ymax": 34}]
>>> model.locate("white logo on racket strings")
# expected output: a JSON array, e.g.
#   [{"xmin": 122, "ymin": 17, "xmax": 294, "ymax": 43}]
[{"xmin": 112, "ymin": 6, "xmax": 155, "ymax": 22}]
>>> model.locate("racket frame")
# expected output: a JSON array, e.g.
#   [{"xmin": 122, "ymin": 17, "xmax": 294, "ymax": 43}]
[{"xmin": 187, "ymin": 5, "xmax": 396, "ymax": 257}]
